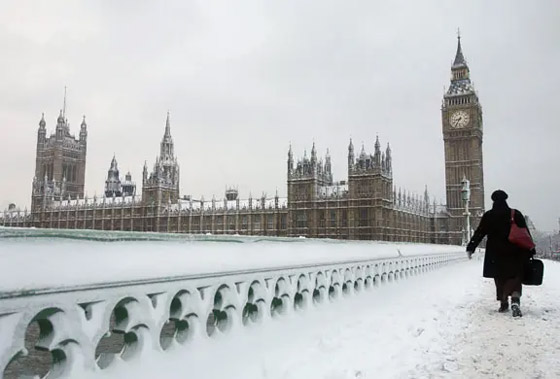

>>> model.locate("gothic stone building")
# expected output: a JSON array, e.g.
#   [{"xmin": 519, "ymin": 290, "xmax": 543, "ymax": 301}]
[
  {"xmin": 442, "ymin": 36, "xmax": 485, "ymax": 244},
  {"xmin": 287, "ymin": 138, "xmax": 443, "ymax": 242},
  {"xmin": 2, "ymin": 36, "xmax": 484, "ymax": 245},
  {"xmin": 104, "ymin": 155, "xmax": 136, "ymax": 198},
  {"xmin": 31, "ymin": 110, "xmax": 87, "ymax": 211}
]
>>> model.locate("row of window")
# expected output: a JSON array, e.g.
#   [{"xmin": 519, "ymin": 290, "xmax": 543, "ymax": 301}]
[
  {"xmin": 452, "ymin": 70, "xmax": 468, "ymax": 80},
  {"xmin": 447, "ymin": 96, "xmax": 473, "ymax": 106},
  {"xmin": 35, "ymin": 215, "xmax": 288, "ymax": 231},
  {"xmin": 294, "ymin": 209, "xmax": 428, "ymax": 229}
]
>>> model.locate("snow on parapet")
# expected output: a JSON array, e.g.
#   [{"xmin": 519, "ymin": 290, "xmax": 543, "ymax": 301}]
[
  {"xmin": 0, "ymin": 227, "xmax": 466, "ymax": 291},
  {"xmin": 172, "ymin": 196, "xmax": 287, "ymax": 213},
  {"xmin": 45, "ymin": 193, "xmax": 287, "ymax": 213},
  {"xmin": 0, "ymin": 209, "xmax": 30, "ymax": 221},
  {"xmin": 50, "ymin": 194, "xmax": 142, "ymax": 209},
  {"xmin": 0, "ymin": 228, "xmax": 465, "ymax": 379}
]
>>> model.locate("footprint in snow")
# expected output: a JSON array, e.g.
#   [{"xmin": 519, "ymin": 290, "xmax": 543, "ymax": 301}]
[{"xmin": 441, "ymin": 361, "xmax": 459, "ymax": 372}]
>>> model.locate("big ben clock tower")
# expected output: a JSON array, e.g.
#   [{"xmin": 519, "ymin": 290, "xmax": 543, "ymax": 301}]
[{"xmin": 442, "ymin": 34, "xmax": 485, "ymax": 244}]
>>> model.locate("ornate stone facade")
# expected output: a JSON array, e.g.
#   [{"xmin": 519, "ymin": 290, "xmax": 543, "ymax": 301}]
[
  {"xmin": 3, "ymin": 36, "xmax": 484, "ymax": 245},
  {"xmin": 31, "ymin": 110, "xmax": 87, "ymax": 211},
  {"xmin": 442, "ymin": 35, "xmax": 485, "ymax": 244},
  {"xmin": 287, "ymin": 138, "xmax": 446, "ymax": 243},
  {"xmin": 104, "ymin": 155, "xmax": 136, "ymax": 198}
]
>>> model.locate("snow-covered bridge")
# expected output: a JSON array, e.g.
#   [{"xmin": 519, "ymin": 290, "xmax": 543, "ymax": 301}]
[{"xmin": 0, "ymin": 228, "xmax": 558, "ymax": 378}]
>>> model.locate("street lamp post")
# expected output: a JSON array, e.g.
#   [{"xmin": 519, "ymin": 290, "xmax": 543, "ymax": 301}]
[{"xmin": 461, "ymin": 175, "xmax": 471, "ymax": 246}]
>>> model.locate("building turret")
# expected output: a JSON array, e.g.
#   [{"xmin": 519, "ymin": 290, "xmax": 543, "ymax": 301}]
[
  {"xmin": 287, "ymin": 144, "xmax": 294, "ymax": 177},
  {"xmin": 374, "ymin": 136, "xmax": 381, "ymax": 165},
  {"xmin": 350, "ymin": 137, "xmax": 392, "ymax": 177},
  {"xmin": 55, "ymin": 110, "xmax": 65, "ymax": 141},
  {"xmin": 160, "ymin": 111, "xmax": 174, "ymax": 159},
  {"xmin": 105, "ymin": 155, "xmax": 122, "ymax": 198},
  {"xmin": 451, "ymin": 34, "xmax": 469, "ymax": 78},
  {"xmin": 142, "ymin": 161, "xmax": 148, "ymax": 185},
  {"xmin": 142, "ymin": 112, "xmax": 180, "ymax": 206},
  {"xmin": 122, "ymin": 171, "xmax": 136, "ymax": 197},
  {"xmin": 311, "ymin": 142, "xmax": 317, "ymax": 164},
  {"xmin": 38, "ymin": 113, "xmax": 46, "ymax": 144},
  {"xmin": 348, "ymin": 138, "xmax": 355, "ymax": 171},
  {"xmin": 261, "ymin": 193, "xmax": 266, "ymax": 209},
  {"xmin": 79, "ymin": 115, "xmax": 88, "ymax": 146},
  {"xmin": 61, "ymin": 176, "xmax": 67, "ymax": 199},
  {"xmin": 225, "ymin": 187, "xmax": 238, "ymax": 201},
  {"xmin": 385, "ymin": 143, "xmax": 392, "ymax": 173},
  {"xmin": 289, "ymin": 143, "xmax": 333, "ymax": 185},
  {"xmin": 325, "ymin": 148, "xmax": 332, "ymax": 175},
  {"xmin": 310, "ymin": 142, "xmax": 317, "ymax": 175}
]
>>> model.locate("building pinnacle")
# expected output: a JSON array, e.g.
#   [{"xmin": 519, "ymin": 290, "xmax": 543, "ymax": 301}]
[
  {"xmin": 39, "ymin": 113, "xmax": 46, "ymax": 128},
  {"xmin": 164, "ymin": 111, "xmax": 171, "ymax": 137},
  {"xmin": 453, "ymin": 31, "xmax": 467, "ymax": 67}
]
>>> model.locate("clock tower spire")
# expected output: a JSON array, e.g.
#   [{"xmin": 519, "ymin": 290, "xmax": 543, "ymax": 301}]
[{"xmin": 442, "ymin": 33, "xmax": 485, "ymax": 245}]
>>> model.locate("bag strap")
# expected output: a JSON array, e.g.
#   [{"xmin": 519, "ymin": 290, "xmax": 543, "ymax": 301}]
[{"xmin": 510, "ymin": 209, "xmax": 515, "ymax": 223}]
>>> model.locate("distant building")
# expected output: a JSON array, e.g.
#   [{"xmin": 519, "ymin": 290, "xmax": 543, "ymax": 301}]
[
  {"xmin": 524, "ymin": 215, "xmax": 537, "ymax": 237},
  {"xmin": 3, "ymin": 36, "xmax": 485, "ymax": 245}
]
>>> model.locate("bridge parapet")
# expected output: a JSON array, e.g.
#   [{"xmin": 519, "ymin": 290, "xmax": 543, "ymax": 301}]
[{"xmin": 0, "ymin": 229, "xmax": 465, "ymax": 378}]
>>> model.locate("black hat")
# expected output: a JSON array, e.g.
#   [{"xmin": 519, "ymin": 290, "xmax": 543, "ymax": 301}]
[{"xmin": 491, "ymin": 190, "xmax": 508, "ymax": 202}]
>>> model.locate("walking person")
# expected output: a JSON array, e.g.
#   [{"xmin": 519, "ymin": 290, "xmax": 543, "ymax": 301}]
[{"xmin": 466, "ymin": 190, "xmax": 535, "ymax": 317}]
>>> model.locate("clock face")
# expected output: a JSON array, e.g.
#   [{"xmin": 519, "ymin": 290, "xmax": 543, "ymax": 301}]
[{"xmin": 450, "ymin": 110, "xmax": 470, "ymax": 129}]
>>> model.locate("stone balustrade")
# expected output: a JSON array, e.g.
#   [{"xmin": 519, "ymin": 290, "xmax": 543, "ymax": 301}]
[{"xmin": 0, "ymin": 232, "xmax": 465, "ymax": 378}]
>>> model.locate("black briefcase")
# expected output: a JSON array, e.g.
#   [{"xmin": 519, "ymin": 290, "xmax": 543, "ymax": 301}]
[{"xmin": 523, "ymin": 258, "xmax": 544, "ymax": 286}]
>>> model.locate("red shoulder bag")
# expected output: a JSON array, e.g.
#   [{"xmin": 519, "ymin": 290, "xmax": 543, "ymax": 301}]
[{"xmin": 508, "ymin": 209, "xmax": 535, "ymax": 251}]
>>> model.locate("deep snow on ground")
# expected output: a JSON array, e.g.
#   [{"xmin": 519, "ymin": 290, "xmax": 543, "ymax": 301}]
[{"xmin": 100, "ymin": 256, "xmax": 560, "ymax": 379}]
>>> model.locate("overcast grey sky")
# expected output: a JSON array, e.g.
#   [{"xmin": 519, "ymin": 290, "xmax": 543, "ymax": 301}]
[{"xmin": 1, "ymin": 0, "xmax": 559, "ymax": 231}]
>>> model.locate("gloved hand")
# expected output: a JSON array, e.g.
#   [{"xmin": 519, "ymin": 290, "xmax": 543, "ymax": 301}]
[{"xmin": 466, "ymin": 242, "xmax": 476, "ymax": 260}]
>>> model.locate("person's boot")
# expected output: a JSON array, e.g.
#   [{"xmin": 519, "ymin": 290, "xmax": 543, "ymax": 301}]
[
  {"xmin": 511, "ymin": 298, "xmax": 522, "ymax": 317},
  {"xmin": 498, "ymin": 300, "xmax": 509, "ymax": 313}
]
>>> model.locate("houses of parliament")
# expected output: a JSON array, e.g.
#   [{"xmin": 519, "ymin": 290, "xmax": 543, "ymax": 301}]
[{"xmin": 1, "ymin": 37, "xmax": 485, "ymax": 245}]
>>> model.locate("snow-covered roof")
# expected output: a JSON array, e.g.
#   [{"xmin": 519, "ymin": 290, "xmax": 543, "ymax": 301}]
[
  {"xmin": 0, "ymin": 210, "xmax": 29, "ymax": 219},
  {"xmin": 433, "ymin": 204, "xmax": 451, "ymax": 217},
  {"xmin": 52, "ymin": 195, "xmax": 141, "ymax": 209},
  {"xmin": 175, "ymin": 197, "xmax": 287, "ymax": 212},
  {"xmin": 447, "ymin": 79, "xmax": 475, "ymax": 96},
  {"xmin": 317, "ymin": 183, "xmax": 348, "ymax": 199}
]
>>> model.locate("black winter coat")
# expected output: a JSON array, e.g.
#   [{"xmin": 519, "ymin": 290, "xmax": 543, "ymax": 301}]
[{"xmin": 467, "ymin": 201, "xmax": 532, "ymax": 279}]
